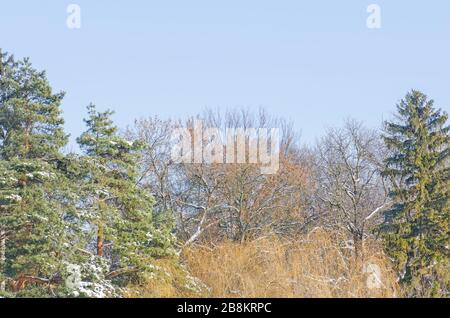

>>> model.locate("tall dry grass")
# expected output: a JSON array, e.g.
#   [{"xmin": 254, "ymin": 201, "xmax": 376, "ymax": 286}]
[{"xmin": 183, "ymin": 229, "xmax": 398, "ymax": 298}]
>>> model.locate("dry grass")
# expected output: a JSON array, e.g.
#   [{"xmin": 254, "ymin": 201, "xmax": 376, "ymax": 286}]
[{"xmin": 183, "ymin": 229, "xmax": 399, "ymax": 298}]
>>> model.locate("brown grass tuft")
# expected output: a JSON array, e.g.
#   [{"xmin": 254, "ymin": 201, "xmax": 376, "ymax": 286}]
[{"xmin": 183, "ymin": 229, "xmax": 398, "ymax": 298}]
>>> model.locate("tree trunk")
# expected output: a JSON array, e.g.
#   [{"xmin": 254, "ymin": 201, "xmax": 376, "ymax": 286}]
[{"xmin": 97, "ymin": 226, "xmax": 104, "ymax": 257}]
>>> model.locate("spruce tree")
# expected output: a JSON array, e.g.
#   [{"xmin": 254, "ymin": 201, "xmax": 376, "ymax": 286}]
[
  {"xmin": 77, "ymin": 104, "xmax": 175, "ymax": 287},
  {"xmin": 381, "ymin": 90, "xmax": 449, "ymax": 297},
  {"xmin": 0, "ymin": 51, "xmax": 82, "ymax": 297}
]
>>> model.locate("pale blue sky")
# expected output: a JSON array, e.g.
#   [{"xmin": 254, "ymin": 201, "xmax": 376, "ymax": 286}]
[{"xmin": 1, "ymin": 1, "xmax": 449, "ymax": 149}]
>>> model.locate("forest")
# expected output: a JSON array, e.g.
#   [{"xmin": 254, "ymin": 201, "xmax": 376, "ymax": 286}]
[{"xmin": 0, "ymin": 50, "xmax": 448, "ymax": 298}]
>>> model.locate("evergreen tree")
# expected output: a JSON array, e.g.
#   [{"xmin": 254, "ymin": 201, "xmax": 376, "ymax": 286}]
[
  {"xmin": 77, "ymin": 104, "xmax": 175, "ymax": 287},
  {"xmin": 381, "ymin": 90, "xmax": 449, "ymax": 297},
  {"xmin": 0, "ymin": 51, "xmax": 82, "ymax": 297}
]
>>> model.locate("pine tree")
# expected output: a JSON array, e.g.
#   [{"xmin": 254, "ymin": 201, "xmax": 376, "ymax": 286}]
[
  {"xmin": 0, "ymin": 51, "xmax": 82, "ymax": 296},
  {"xmin": 381, "ymin": 90, "xmax": 449, "ymax": 297},
  {"xmin": 77, "ymin": 104, "xmax": 175, "ymax": 287}
]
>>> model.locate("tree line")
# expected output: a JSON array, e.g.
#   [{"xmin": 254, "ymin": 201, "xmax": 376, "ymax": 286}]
[{"xmin": 0, "ymin": 50, "xmax": 448, "ymax": 298}]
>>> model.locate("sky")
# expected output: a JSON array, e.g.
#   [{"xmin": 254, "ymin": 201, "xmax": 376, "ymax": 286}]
[{"xmin": 1, "ymin": 0, "xmax": 449, "ymax": 150}]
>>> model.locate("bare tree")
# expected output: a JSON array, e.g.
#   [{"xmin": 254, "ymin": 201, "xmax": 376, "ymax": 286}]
[
  {"xmin": 185, "ymin": 108, "xmax": 310, "ymax": 243},
  {"xmin": 313, "ymin": 119, "xmax": 389, "ymax": 257},
  {"xmin": 126, "ymin": 108, "xmax": 313, "ymax": 247}
]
